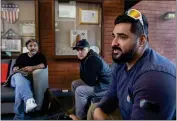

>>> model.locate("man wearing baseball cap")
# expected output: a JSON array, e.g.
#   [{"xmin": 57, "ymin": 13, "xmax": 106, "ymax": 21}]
[{"xmin": 70, "ymin": 39, "xmax": 112, "ymax": 119}]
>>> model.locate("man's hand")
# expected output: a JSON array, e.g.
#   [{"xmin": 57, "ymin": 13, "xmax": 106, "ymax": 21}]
[
  {"xmin": 13, "ymin": 66, "xmax": 19, "ymax": 72},
  {"xmin": 93, "ymin": 108, "xmax": 109, "ymax": 120},
  {"xmin": 21, "ymin": 66, "xmax": 34, "ymax": 72},
  {"xmin": 69, "ymin": 114, "xmax": 80, "ymax": 120}
]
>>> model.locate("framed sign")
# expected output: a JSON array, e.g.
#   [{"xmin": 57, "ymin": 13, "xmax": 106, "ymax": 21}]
[
  {"xmin": 20, "ymin": 21, "xmax": 35, "ymax": 36},
  {"xmin": 54, "ymin": 1, "xmax": 102, "ymax": 59},
  {"xmin": 59, "ymin": 4, "xmax": 76, "ymax": 18},
  {"xmin": 1, "ymin": 39, "xmax": 21, "ymax": 52},
  {"xmin": 79, "ymin": 8, "xmax": 99, "ymax": 24}
]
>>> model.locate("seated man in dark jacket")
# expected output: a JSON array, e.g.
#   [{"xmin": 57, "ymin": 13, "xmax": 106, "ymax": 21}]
[{"xmin": 70, "ymin": 39, "xmax": 111, "ymax": 119}]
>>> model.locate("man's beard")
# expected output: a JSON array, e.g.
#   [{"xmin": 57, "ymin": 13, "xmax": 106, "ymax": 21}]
[
  {"xmin": 112, "ymin": 45, "xmax": 137, "ymax": 64},
  {"xmin": 31, "ymin": 50, "xmax": 37, "ymax": 55}
]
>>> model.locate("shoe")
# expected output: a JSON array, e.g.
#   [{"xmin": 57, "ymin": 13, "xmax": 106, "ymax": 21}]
[{"xmin": 26, "ymin": 98, "xmax": 37, "ymax": 113}]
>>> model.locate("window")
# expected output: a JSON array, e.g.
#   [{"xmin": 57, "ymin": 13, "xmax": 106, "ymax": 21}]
[
  {"xmin": 1, "ymin": 0, "xmax": 38, "ymax": 58},
  {"xmin": 55, "ymin": 0, "xmax": 102, "ymax": 58}
]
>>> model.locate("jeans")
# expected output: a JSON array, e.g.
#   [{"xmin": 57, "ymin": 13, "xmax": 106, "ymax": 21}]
[
  {"xmin": 71, "ymin": 79, "xmax": 107, "ymax": 119},
  {"xmin": 10, "ymin": 73, "xmax": 33, "ymax": 120}
]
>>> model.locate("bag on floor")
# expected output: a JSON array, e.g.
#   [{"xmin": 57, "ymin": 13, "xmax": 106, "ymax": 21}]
[{"xmin": 41, "ymin": 88, "xmax": 63, "ymax": 115}]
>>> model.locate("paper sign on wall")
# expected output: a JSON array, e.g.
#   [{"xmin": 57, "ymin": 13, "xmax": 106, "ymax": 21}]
[
  {"xmin": 70, "ymin": 30, "xmax": 88, "ymax": 47},
  {"xmin": 59, "ymin": 4, "xmax": 76, "ymax": 18}
]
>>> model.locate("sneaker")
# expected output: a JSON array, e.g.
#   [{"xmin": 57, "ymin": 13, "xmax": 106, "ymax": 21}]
[{"xmin": 26, "ymin": 98, "xmax": 37, "ymax": 113}]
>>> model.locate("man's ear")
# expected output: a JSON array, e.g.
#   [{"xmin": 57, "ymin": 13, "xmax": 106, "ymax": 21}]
[{"xmin": 139, "ymin": 35, "xmax": 147, "ymax": 46}]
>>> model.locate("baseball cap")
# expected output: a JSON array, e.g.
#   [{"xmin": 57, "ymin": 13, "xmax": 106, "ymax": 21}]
[{"xmin": 73, "ymin": 39, "xmax": 90, "ymax": 50}]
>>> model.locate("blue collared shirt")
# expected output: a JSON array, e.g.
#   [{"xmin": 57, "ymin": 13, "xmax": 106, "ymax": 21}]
[{"xmin": 97, "ymin": 48, "xmax": 176, "ymax": 120}]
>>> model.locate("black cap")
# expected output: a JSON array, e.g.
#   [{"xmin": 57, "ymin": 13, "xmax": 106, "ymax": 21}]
[{"xmin": 73, "ymin": 39, "xmax": 90, "ymax": 50}]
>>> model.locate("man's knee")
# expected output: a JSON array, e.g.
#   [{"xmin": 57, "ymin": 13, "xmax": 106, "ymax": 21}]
[
  {"xmin": 75, "ymin": 86, "xmax": 85, "ymax": 96},
  {"xmin": 87, "ymin": 104, "xmax": 105, "ymax": 120},
  {"xmin": 12, "ymin": 73, "xmax": 22, "ymax": 78},
  {"xmin": 12, "ymin": 73, "xmax": 22, "ymax": 84},
  {"xmin": 93, "ymin": 108, "xmax": 109, "ymax": 120},
  {"xmin": 71, "ymin": 80, "xmax": 78, "ymax": 89},
  {"xmin": 71, "ymin": 79, "xmax": 82, "ymax": 90},
  {"xmin": 87, "ymin": 103, "xmax": 97, "ymax": 120},
  {"xmin": 12, "ymin": 73, "xmax": 29, "ymax": 86}
]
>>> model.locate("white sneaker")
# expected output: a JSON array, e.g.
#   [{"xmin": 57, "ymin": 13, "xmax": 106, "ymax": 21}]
[{"xmin": 26, "ymin": 98, "xmax": 37, "ymax": 113}]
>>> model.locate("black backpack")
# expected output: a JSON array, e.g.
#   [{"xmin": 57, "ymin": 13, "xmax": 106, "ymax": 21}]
[{"xmin": 41, "ymin": 88, "xmax": 63, "ymax": 116}]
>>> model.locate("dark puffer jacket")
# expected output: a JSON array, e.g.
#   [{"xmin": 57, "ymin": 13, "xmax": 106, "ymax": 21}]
[{"xmin": 80, "ymin": 49, "xmax": 111, "ymax": 92}]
